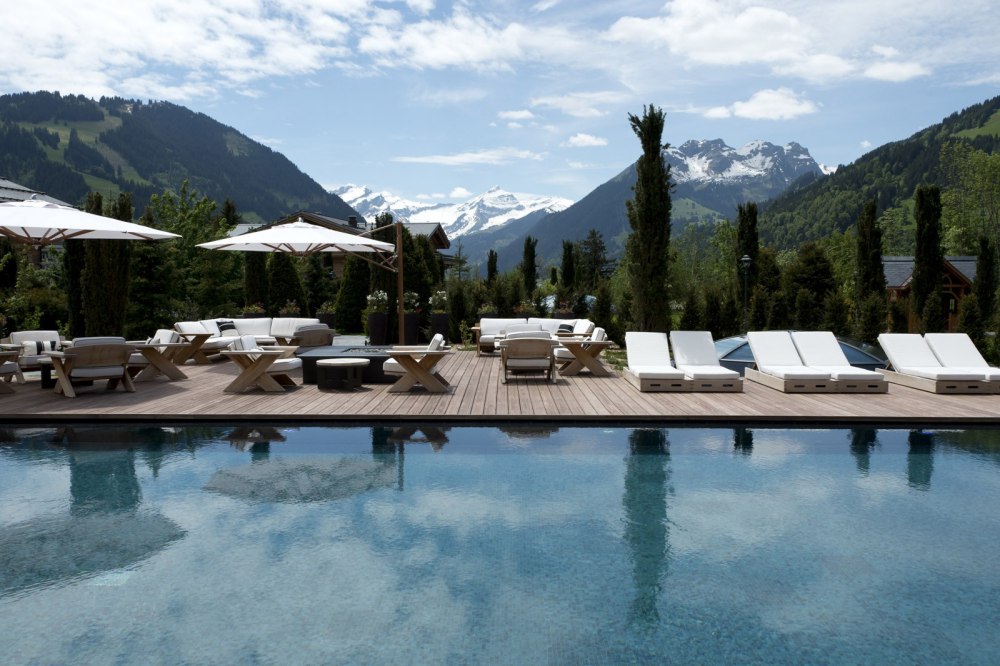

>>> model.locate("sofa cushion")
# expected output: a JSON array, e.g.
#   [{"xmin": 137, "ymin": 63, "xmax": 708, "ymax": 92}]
[
  {"xmin": 233, "ymin": 317, "xmax": 273, "ymax": 337},
  {"xmin": 175, "ymin": 321, "xmax": 211, "ymax": 336},
  {"xmin": 479, "ymin": 318, "xmax": 527, "ymax": 336},
  {"xmin": 197, "ymin": 319, "xmax": 223, "ymax": 337},
  {"xmin": 270, "ymin": 317, "xmax": 320, "ymax": 339},
  {"xmin": 216, "ymin": 319, "xmax": 238, "ymax": 336},
  {"xmin": 528, "ymin": 318, "xmax": 567, "ymax": 335},
  {"xmin": 21, "ymin": 340, "xmax": 61, "ymax": 356}
]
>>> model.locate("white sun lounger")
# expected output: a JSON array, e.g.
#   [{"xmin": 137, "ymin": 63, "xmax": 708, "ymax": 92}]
[
  {"xmin": 623, "ymin": 332, "xmax": 688, "ymax": 392},
  {"xmin": 746, "ymin": 331, "xmax": 833, "ymax": 392},
  {"xmin": 877, "ymin": 333, "xmax": 990, "ymax": 393},
  {"xmin": 669, "ymin": 330, "xmax": 742, "ymax": 392},
  {"xmin": 790, "ymin": 331, "xmax": 887, "ymax": 393},
  {"xmin": 924, "ymin": 333, "xmax": 1000, "ymax": 390}
]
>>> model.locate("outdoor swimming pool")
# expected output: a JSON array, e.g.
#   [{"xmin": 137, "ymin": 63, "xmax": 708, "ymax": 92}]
[{"xmin": 2, "ymin": 423, "xmax": 999, "ymax": 664}]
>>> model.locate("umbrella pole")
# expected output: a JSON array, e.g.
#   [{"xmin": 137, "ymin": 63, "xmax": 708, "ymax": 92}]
[{"xmin": 396, "ymin": 220, "xmax": 405, "ymax": 344}]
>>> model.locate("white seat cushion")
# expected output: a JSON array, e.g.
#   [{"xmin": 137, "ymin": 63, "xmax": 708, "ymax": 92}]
[
  {"xmin": 900, "ymin": 365, "xmax": 992, "ymax": 381},
  {"xmin": 629, "ymin": 364, "xmax": 685, "ymax": 380},
  {"xmin": 677, "ymin": 364, "xmax": 739, "ymax": 380},
  {"xmin": 506, "ymin": 358, "xmax": 552, "ymax": 370},
  {"xmin": 759, "ymin": 364, "xmax": 831, "ymax": 380},
  {"xmin": 810, "ymin": 365, "xmax": 882, "ymax": 381}
]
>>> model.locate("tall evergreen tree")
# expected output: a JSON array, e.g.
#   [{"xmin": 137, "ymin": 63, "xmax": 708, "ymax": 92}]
[
  {"xmin": 735, "ymin": 201, "xmax": 759, "ymax": 291},
  {"xmin": 244, "ymin": 253, "xmax": 268, "ymax": 309},
  {"xmin": 63, "ymin": 239, "xmax": 86, "ymax": 337},
  {"xmin": 334, "ymin": 255, "xmax": 370, "ymax": 332},
  {"xmin": 486, "ymin": 249, "xmax": 498, "ymax": 284},
  {"xmin": 560, "ymin": 240, "xmax": 576, "ymax": 292},
  {"xmin": 267, "ymin": 252, "xmax": 306, "ymax": 315},
  {"xmin": 679, "ymin": 290, "xmax": 703, "ymax": 331},
  {"xmin": 974, "ymin": 236, "xmax": 997, "ymax": 323},
  {"xmin": 0, "ymin": 239, "xmax": 17, "ymax": 292},
  {"xmin": 520, "ymin": 236, "xmax": 538, "ymax": 296},
  {"xmin": 83, "ymin": 192, "xmax": 133, "ymax": 336},
  {"xmin": 125, "ymin": 207, "xmax": 177, "ymax": 339},
  {"xmin": 856, "ymin": 199, "xmax": 886, "ymax": 295},
  {"xmin": 625, "ymin": 104, "xmax": 672, "ymax": 331},
  {"xmin": 911, "ymin": 184, "xmax": 944, "ymax": 316},
  {"xmin": 577, "ymin": 229, "xmax": 612, "ymax": 292}
]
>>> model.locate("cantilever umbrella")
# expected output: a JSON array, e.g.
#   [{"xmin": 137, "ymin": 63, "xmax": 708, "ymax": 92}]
[
  {"xmin": 0, "ymin": 197, "xmax": 180, "ymax": 245},
  {"xmin": 197, "ymin": 218, "xmax": 405, "ymax": 338}
]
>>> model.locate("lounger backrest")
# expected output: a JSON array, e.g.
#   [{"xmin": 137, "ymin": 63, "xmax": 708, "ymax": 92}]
[
  {"xmin": 625, "ymin": 332, "xmax": 671, "ymax": 367},
  {"xmin": 573, "ymin": 319, "xmax": 595, "ymax": 336},
  {"xmin": 427, "ymin": 333, "xmax": 446, "ymax": 351},
  {"xmin": 72, "ymin": 336, "xmax": 127, "ymax": 346},
  {"xmin": 669, "ymin": 331, "xmax": 718, "ymax": 366},
  {"xmin": 591, "ymin": 327, "xmax": 607, "ymax": 342},
  {"xmin": 791, "ymin": 331, "xmax": 849, "ymax": 367},
  {"xmin": 747, "ymin": 331, "xmax": 803, "ymax": 366},
  {"xmin": 878, "ymin": 333, "xmax": 941, "ymax": 370},
  {"xmin": 924, "ymin": 333, "xmax": 988, "ymax": 367},
  {"xmin": 152, "ymin": 329, "xmax": 180, "ymax": 344},
  {"xmin": 232, "ymin": 335, "xmax": 262, "ymax": 354},
  {"xmin": 505, "ymin": 337, "xmax": 553, "ymax": 360}
]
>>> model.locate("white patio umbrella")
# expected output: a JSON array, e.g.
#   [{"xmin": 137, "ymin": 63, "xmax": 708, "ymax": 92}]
[
  {"xmin": 197, "ymin": 218, "xmax": 406, "ymax": 340},
  {"xmin": 0, "ymin": 197, "xmax": 180, "ymax": 245},
  {"xmin": 196, "ymin": 218, "xmax": 394, "ymax": 256}
]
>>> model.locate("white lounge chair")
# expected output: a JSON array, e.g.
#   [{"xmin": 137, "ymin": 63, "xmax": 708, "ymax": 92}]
[
  {"xmin": 924, "ymin": 333, "xmax": 1000, "ymax": 386},
  {"xmin": 383, "ymin": 334, "xmax": 446, "ymax": 376},
  {"xmin": 746, "ymin": 331, "xmax": 832, "ymax": 392},
  {"xmin": 790, "ymin": 331, "xmax": 887, "ymax": 393},
  {"xmin": 878, "ymin": 333, "xmax": 991, "ymax": 393},
  {"xmin": 669, "ymin": 331, "xmax": 742, "ymax": 392},
  {"xmin": 623, "ymin": 332, "xmax": 687, "ymax": 392}
]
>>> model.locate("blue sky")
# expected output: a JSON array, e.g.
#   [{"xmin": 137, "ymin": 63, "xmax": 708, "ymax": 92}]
[{"xmin": 4, "ymin": 0, "xmax": 1000, "ymax": 203}]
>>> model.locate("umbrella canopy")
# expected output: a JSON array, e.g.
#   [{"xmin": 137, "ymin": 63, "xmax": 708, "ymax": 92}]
[
  {"xmin": 0, "ymin": 198, "xmax": 180, "ymax": 245},
  {"xmin": 196, "ymin": 219, "xmax": 394, "ymax": 257}
]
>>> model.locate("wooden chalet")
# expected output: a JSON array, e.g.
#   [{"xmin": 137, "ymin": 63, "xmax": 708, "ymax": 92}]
[{"xmin": 883, "ymin": 256, "xmax": 976, "ymax": 331}]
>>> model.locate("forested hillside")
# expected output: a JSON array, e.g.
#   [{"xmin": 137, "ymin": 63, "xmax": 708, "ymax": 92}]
[
  {"xmin": 0, "ymin": 91, "xmax": 357, "ymax": 222},
  {"xmin": 761, "ymin": 95, "xmax": 1000, "ymax": 248}
]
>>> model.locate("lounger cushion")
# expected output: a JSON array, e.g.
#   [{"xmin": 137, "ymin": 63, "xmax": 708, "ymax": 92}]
[
  {"xmin": 625, "ymin": 332, "xmax": 674, "ymax": 368},
  {"xmin": 924, "ymin": 333, "xmax": 1000, "ymax": 379},
  {"xmin": 899, "ymin": 366, "xmax": 993, "ymax": 381},
  {"xmin": 758, "ymin": 365, "xmax": 831, "ymax": 380},
  {"xmin": 629, "ymin": 365, "xmax": 686, "ymax": 380},
  {"xmin": 676, "ymin": 364, "xmax": 739, "ymax": 380},
  {"xmin": 878, "ymin": 333, "xmax": 941, "ymax": 369},
  {"xmin": 810, "ymin": 365, "xmax": 882, "ymax": 381}
]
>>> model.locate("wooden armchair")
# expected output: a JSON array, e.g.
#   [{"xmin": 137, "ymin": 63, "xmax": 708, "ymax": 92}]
[
  {"xmin": 48, "ymin": 337, "xmax": 135, "ymax": 398},
  {"xmin": 501, "ymin": 337, "xmax": 556, "ymax": 384}
]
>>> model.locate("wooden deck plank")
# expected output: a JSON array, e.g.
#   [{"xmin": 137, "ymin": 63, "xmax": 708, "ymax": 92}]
[{"xmin": 3, "ymin": 350, "xmax": 1000, "ymax": 424}]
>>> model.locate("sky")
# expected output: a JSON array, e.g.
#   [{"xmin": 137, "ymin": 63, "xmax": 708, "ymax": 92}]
[{"xmin": 4, "ymin": 0, "xmax": 1000, "ymax": 204}]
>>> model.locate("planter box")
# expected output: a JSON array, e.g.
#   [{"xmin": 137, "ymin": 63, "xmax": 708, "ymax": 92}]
[{"xmin": 367, "ymin": 313, "xmax": 388, "ymax": 346}]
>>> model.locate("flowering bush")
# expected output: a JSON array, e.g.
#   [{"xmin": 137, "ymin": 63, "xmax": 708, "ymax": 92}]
[
  {"xmin": 242, "ymin": 302, "xmax": 266, "ymax": 315},
  {"xmin": 366, "ymin": 290, "xmax": 388, "ymax": 313},
  {"xmin": 428, "ymin": 290, "xmax": 448, "ymax": 313},
  {"xmin": 403, "ymin": 291, "xmax": 421, "ymax": 311}
]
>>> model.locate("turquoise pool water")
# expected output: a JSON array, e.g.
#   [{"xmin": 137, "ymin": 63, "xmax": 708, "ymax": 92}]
[{"xmin": 2, "ymin": 424, "xmax": 999, "ymax": 664}]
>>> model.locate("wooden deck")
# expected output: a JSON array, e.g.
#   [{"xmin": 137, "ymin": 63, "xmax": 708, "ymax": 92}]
[{"xmin": 1, "ymin": 350, "xmax": 999, "ymax": 424}]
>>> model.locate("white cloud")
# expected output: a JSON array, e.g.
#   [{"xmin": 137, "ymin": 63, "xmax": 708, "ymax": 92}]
[
  {"xmin": 507, "ymin": 122, "xmax": 523, "ymax": 129},
  {"xmin": 449, "ymin": 187, "xmax": 472, "ymax": 198},
  {"xmin": 864, "ymin": 61, "xmax": 930, "ymax": 82},
  {"xmin": 416, "ymin": 192, "xmax": 446, "ymax": 199},
  {"xmin": 250, "ymin": 135, "xmax": 284, "ymax": 147},
  {"xmin": 860, "ymin": 140, "xmax": 873, "ymax": 149},
  {"xmin": 567, "ymin": 161, "xmax": 595, "ymax": 169},
  {"xmin": 705, "ymin": 88, "xmax": 819, "ymax": 121},
  {"xmin": 392, "ymin": 147, "xmax": 544, "ymax": 166},
  {"xmin": 871, "ymin": 44, "xmax": 900, "ymax": 58},
  {"xmin": 414, "ymin": 87, "xmax": 489, "ymax": 106},
  {"xmin": 562, "ymin": 133, "xmax": 607, "ymax": 147},
  {"xmin": 404, "ymin": 0, "xmax": 435, "ymax": 15},
  {"xmin": 532, "ymin": 0, "xmax": 561, "ymax": 11},
  {"xmin": 498, "ymin": 109, "xmax": 535, "ymax": 120},
  {"xmin": 530, "ymin": 91, "xmax": 627, "ymax": 118}
]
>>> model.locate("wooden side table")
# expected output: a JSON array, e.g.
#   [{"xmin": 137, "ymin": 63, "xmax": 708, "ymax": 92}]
[{"xmin": 316, "ymin": 358, "xmax": 370, "ymax": 390}]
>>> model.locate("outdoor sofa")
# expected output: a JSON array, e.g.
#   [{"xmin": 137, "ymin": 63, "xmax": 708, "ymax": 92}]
[{"xmin": 174, "ymin": 317, "xmax": 321, "ymax": 360}]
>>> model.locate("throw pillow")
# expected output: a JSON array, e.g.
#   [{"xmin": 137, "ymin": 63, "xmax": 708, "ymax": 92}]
[
  {"xmin": 217, "ymin": 319, "xmax": 238, "ymax": 336},
  {"xmin": 22, "ymin": 340, "xmax": 60, "ymax": 356},
  {"xmin": 557, "ymin": 323, "xmax": 574, "ymax": 334}
]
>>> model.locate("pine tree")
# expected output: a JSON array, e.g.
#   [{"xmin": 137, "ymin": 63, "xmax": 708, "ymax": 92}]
[
  {"xmin": 334, "ymin": 255, "xmax": 370, "ymax": 332},
  {"xmin": 912, "ymin": 184, "xmax": 944, "ymax": 316},
  {"xmin": 921, "ymin": 291, "xmax": 947, "ymax": 333},
  {"xmin": 125, "ymin": 207, "xmax": 177, "ymax": 339},
  {"xmin": 244, "ymin": 253, "xmax": 268, "ymax": 310},
  {"xmin": 822, "ymin": 292, "xmax": 850, "ymax": 337},
  {"xmin": 486, "ymin": 249, "xmax": 498, "ymax": 284},
  {"xmin": 63, "ymin": 239, "xmax": 86, "ymax": 337},
  {"xmin": 83, "ymin": 192, "xmax": 133, "ymax": 336},
  {"xmin": 855, "ymin": 293, "xmax": 887, "ymax": 344},
  {"xmin": 577, "ymin": 229, "xmax": 612, "ymax": 292},
  {"xmin": 957, "ymin": 293, "xmax": 985, "ymax": 350},
  {"xmin": 560, "ymin": 240, "xmax": 576, "ymax": 292},
  {"xmin": 267, "ymin": 252, "xmax": 306, "ymax": 315},
  {"xmin": 703, "ymin": 286, "xmax": 722, "ymax": 339},
  {"xmin": 625, "ymin": 104, "xmax": 672, "ymax": 332},
  {"xmin": 856, "ymin": 199, "xmax": 886, "ymax": 295},
  {"xmin": 679, "ymin": 290, "xmax": 703, "ymax": 330}
]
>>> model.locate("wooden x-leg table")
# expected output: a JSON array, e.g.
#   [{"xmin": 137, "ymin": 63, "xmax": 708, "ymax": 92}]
[
  {"xmin": 557, "ymin": 339, "xmax": 613, "ymax": 377},
  {"xmin": 386, "ymin": 350, "xmax": 451, "ymax": 393},
  {"xmin": 223, "ymin": 350, "xmax": 296, "ymax": 393},
  {"xmin": 130, "ymin": 342, "xmax": 189, "ymax": 381},
  {"xmin": 174, "ymin": 333, "xmax": 213, "ymax": 365}
]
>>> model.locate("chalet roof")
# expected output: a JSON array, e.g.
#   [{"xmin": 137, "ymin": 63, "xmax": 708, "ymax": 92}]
[
  {"xmin": 0, "ymin": 177, "xmax": 70, "ymax": 205},
  {"xmin": 883, "ymin": 256, "xmax": 976, "ymax": 289}
]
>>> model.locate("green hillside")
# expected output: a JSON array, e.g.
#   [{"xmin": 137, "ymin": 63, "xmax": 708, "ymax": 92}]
[
  {"xmin": 0, "ymin": 91, "xmax": 357, "ymax": 223},
  {"xmin": 760, "ymin": 95, "xmax": 1000, "ymax": 248}
]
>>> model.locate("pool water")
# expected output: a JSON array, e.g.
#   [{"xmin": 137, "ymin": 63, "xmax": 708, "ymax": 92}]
[{"xmin": 2, "ymin": 424, "xmax": 999, "ymax": 664}]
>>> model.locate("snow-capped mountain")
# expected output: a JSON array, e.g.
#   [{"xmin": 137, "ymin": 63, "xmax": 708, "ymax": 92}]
[
  {"xmin": 333, "ymin": 185, "xmax": 573, "ymax": 239},
  {"xmin": 665, "ymin": 139, "xmax": 822, "ymax": 187}
]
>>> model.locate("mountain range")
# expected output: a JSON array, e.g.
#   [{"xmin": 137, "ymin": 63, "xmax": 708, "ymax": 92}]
[{"xmin": 337, "ymin": 139, "xmax": 826, "ymax": 269}]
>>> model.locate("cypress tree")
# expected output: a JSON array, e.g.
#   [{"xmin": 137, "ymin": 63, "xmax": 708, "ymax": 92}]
[
  {"xmin": 921, "ymin": 291, "xmax": 947, "ymax": 333},
  {"xmin": 244, "ymin": 252, "xmax": 268, "ymax": 310},
  {"xmin": 679, "ymin": 290, "xmax": 703, "ymax": 331},
  {"xmin": 0, "ymin": 239, "xmax": 17, "ymax": 292},
  {"xmin": 856, "ymin": 199, "xmax": 886, "ymax": 296},
  {"xmin": 334, "ymin": 255, "xmax": 370, "ymax": 332},
  {"xmin": 520, "ymin": 236, "xmax": 538, "ymax": 295},
  {"xmin": 855, "ymin": 293, "xmax": 887, "ymax": 344},
  {"xmin": 974, "ymin": 236, "xmax": 996, "ymax": 323},
  {"xmin": 560, "ymin": 240, "xmax": 576, "ymax": 292},
  {"xmin": 125, "ymin": 207, "xmax": 177, "ymax": 339},
  {"xmin": 703, "ymin": 286, "xmax": 722, "ymax": 339},
  {"xmin": 625, "ymin": 104, "xmax": 672, "ymax": 332},
  {"xmin": 83, "ymin": 192, "xmax": 133, "ymax": 336},
  {"xmin": 735, "ymin": 201, "xmax": 759, "ymax": 291},
  {"xmin": 822, "ymin": 292, "xmax": 850, "ymax": 337},
  {"xmin": 486, "ymin": 249, "xmax": 498, "ymax": 284},
  {"xmin": 957, "ymin": 293, "xmax": 985, "ymax": 350},
  {"xmin": 267, "ymin": 252, "xmax": 306, "ymax": 315},
  {"xmin": 64, "ymin": 239, "xmax": 86, "ymax": 337},
  {"xmin": 911, "ymin": 184, "xmax": 943, "ymax": 316}
]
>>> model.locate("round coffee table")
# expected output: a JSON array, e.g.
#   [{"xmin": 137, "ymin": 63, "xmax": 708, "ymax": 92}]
[{"xmin": 315, "ymin": 358, "xmax": 370, "ymax": 390}]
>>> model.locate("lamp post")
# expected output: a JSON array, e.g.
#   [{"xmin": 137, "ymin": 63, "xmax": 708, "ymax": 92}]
[{"xmin": 740, "ymin": 254, "xmax": 751, "ymax": 333}]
